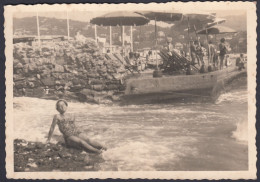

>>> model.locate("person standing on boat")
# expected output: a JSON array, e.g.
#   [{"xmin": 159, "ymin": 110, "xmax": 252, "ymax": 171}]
[
  {"xmin": 194, "ymin": 40, "xmax": 204, "ymax": 66},
  {"xmin": 219, "ymin": 38, "xmax": 228, "ymax": 70},
  {"xmin": 166, "ymin": 37, "xmax": 174, "ymax": 55},
  {"xmin": 208, "ymin": 41, "xmax": 216, "ymax": 66},
  {"xmin": 190, "ymin": 41, "xmax": 197, "ymax": 65}
]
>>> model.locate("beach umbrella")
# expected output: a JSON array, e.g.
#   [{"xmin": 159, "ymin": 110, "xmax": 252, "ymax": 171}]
[
  {"xmin": 183, "ymin": 12, "xmax": 216, "ymax": 22},
  {"xmin": 175, "ymin": 12, "xmax": 217, "ymax": 33},
  {"xmin": 197, "ymin": 25, "xmax": 237, "ymax": 35},
  {"xmin": 136, "ymin": 11, "xmax": 183, "ymax": 44},
  {"xmin": 206, "ymin": 18, "xmax": 226, "ymax": 28},
  {"xmin": 136, "ymin": 11, "xmax": 183, "ymax": 23},
  {"xmin": 90, "ymin": 11, "xmax": 150, "ymax": 26},
  {"xmin": 90, "ymin": 11, "xmax": 150, "ymax": 51},
  {"xmin": 135, "ymin": 11, "xmax": 183, "ymax": 68},
  {"xmin": 168, "ymin": 12, "xmax": 216, "ymax": 63}
]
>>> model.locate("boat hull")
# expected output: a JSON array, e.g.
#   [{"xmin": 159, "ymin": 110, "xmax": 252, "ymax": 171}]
[{"xmin": 121, "ymin": 67, "xmax": 246, "ymax": 104}]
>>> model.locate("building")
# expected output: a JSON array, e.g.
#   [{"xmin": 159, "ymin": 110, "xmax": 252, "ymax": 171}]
[
  {"xmin": 137, "ymin": 48, "xmax": 161, "ymax": 60},
  {"xmin": 13, "ymin": 36, "xmax": 36, "ymax": 45}
]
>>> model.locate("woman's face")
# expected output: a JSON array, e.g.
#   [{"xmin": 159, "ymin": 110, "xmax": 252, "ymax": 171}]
[{"xmin": 57, "ymin": 101, "xmax": 67, "ymax": 114}]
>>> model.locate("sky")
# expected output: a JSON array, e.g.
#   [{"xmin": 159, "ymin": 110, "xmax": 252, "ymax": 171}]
[{"xmin": 13, "ymin": 10, "xmax": 246, "ymax": 29}]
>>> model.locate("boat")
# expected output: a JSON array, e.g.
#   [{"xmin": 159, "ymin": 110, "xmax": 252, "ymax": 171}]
[{"xmin": 121, "ymin": 64, "xmax": 246, "ymax": 104}]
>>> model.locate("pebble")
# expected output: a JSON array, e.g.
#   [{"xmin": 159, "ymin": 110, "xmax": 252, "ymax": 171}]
[{"xmin": 14, "ymin": 139, "xmax": 104, "ymax": 172}]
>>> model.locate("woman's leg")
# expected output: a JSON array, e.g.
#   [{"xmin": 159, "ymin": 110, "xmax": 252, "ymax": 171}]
[
  {"xmin": 66, "ymin": 136, "xmax": 101, "ymax": 153},
  {"xmin": 78, "ymin": 133, "xmax": 106, "ymax": 150}
]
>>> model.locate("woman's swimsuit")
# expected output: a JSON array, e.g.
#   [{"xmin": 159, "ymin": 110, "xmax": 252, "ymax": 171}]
[{"xmin": 57, "ymin": 115, "xmax": 81, "ymax": 139}]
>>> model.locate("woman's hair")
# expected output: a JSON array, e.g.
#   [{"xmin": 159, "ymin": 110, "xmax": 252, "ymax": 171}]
[{"xmin": 56, "ymin": 99, "xmax": 68, "ymax": 110}]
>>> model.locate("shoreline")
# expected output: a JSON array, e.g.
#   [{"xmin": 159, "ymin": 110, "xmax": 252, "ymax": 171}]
[
  {"xmin": 14, "ymin": 139, "xmax": 104, "ymax": 172},
  {"xmin": 13, "ymin": 72, "xmax": 247, "ymax": 106}
]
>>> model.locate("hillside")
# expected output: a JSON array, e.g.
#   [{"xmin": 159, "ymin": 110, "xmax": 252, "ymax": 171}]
[
  {"xmin": 13, "ymin": 14, "xmax": 246, "ymax": 52},
  {"xmin": 13, "ymin": 16, "xmax": 171, "ymax": 47}
]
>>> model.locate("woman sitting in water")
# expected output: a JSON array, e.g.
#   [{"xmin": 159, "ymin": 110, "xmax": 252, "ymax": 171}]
[{"xmin": 46, "ymin": 99, "xmax": 106, "ymax": 154}]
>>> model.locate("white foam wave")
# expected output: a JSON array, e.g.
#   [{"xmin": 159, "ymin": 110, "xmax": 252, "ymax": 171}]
[
  {"xmin": 216, "ymin": 90, "xmax": 248, "ymax": 104},
  {"xmin": 232, "ymin": 120, "xmax": 248, "ymax": 143}
]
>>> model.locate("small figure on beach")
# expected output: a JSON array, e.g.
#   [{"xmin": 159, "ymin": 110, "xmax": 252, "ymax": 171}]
[
  {"xmin": 236, "ymin": 53, "xmax": 246, "ymax": 71},
  {"xmin": 190, "ymin": 41, "xmax": 197, "ymax": 65},
  {"xmin": 47, "ymin": 99, "xmax": 106, "ymax": 154},
  {"xmin": 166, "ymin": 37, "xmax": 174, "ymax": 53},
  {"xmin": 194, "ymin": 40, "xmax": 204, "ymax": 66},
  {"xmin": 219, "ymin": 38, "xmax": 228, "ymax": 70},
  {"xmin": 208, "ymin": 41, "xmax": 216, "ymax": 66}
]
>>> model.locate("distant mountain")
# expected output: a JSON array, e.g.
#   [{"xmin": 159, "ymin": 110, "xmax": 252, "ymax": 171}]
[
  {"xmin": 13, "ymin": 14, "xmax": 246, "ymax": 51},
  {"xmin": 13, "ymin": 16, "xmax": 94, "ymax": 37},
  {"xmin": 13, "ymin": 16, "xmax": 171, "ymax": 47},
  {"xmin": 217, "ymin": 14, "xmax": 247, "ymax": 31}
]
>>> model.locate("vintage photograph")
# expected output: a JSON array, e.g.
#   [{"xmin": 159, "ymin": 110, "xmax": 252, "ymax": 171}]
[{"xmin": 4, "ymin": 1, "xmax": 257, "ymax": 179}]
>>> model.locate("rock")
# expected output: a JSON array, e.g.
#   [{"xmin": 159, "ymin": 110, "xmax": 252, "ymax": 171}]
[
  {"xmin": 13, "ymin": 75, "xmax": 25, "ymax": 82},
  {"xmin": 112, "ymin": 73, "xmax": 122, "ymax": 80},
  {"xmin": 54, "ymin": 64, "xmax": 64, "ymax": 73},
  {"xmin": 87, "ymin": 72, "xmax": 100, "ymax": 78},
  {"xmin": 80, "ymin": 89, "xmax": 96, "ymax": 97},
  {"xmin": 105, "ymin": 84, "xmax": 119, "ymax": 91},
  {"xmin": 35, "ymin": 142, "xmax": 45, "ymax": 149},
  {"xmin": 89, "ymin": 79, "xmax": 103, "ymax": 85},
  {"xmin": 27, "ymin": 82, "xmax": 35, "ymax": 88},
  {"xmin": 41, "ymin": 77, "xmax": 55, "ymax": 86},
  {"xmin": 92, "ymin": 84, "xmax": 104, "ymax": 91},
  {"xmin": 13, "ymin": 39, "xmax": 128, "ymax": 102},
  {"xmin": 14, "ymin": 62, "xmax": 23, "ymax": 69},
  {"xmin": 15, "ymin": 80, "xmax": 27, "ymax": 89},
  {"xmin": 28, "ymin": 63, "xmax": 38, "ymax": 72}
]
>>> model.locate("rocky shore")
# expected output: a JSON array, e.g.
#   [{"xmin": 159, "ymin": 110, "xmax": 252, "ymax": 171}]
[
  {"xmin": 14, "ymin": 139, "xmax": 105, "ymax": 172},
  {"xmin": 13, "ymin": 39, "xmax": 129, "ymax": 104}
]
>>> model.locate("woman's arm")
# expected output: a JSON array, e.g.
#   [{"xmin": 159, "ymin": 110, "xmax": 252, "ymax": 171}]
[{"xmin": 46, "ymin": 115, "xmax": 57, "ymax": 143}]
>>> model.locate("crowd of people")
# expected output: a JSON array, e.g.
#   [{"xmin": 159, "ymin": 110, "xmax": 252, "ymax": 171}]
[
  {"xmin": 189, "ymin": 38, "xmax": 231, "ymax": 70},
  {"xmin": 108, "ymin": 36, "xmax": 246, "ymax": 74},
  {"xmin": 182, "ymin": 37, "xmax": 245, "ymax": 72}
]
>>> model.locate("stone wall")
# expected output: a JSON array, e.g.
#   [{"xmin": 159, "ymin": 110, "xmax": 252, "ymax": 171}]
[{"xmin": 13, "ymin": 39, "xmax": 127, "ymax": 104}]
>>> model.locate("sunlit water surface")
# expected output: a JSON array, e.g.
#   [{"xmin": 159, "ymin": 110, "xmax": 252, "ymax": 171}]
[{"xmin": 14, "ymin": 78, "xmax": 248, "ymax": 171}]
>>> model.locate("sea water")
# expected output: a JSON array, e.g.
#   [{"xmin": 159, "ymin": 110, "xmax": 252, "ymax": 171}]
[{"xmin": 13, "ymin": 77, "xmax": 248, "ymax": 171}]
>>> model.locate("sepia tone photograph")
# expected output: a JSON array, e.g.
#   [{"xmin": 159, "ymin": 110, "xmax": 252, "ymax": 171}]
[{"xmin": 4, "ymin": 1, "xmax": 257, "ymax": 179}]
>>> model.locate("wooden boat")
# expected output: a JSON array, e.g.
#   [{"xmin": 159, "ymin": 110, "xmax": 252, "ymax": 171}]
[{"xmin": 121, "ymin": 65, "xmax": 246, "ymax": 104}]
